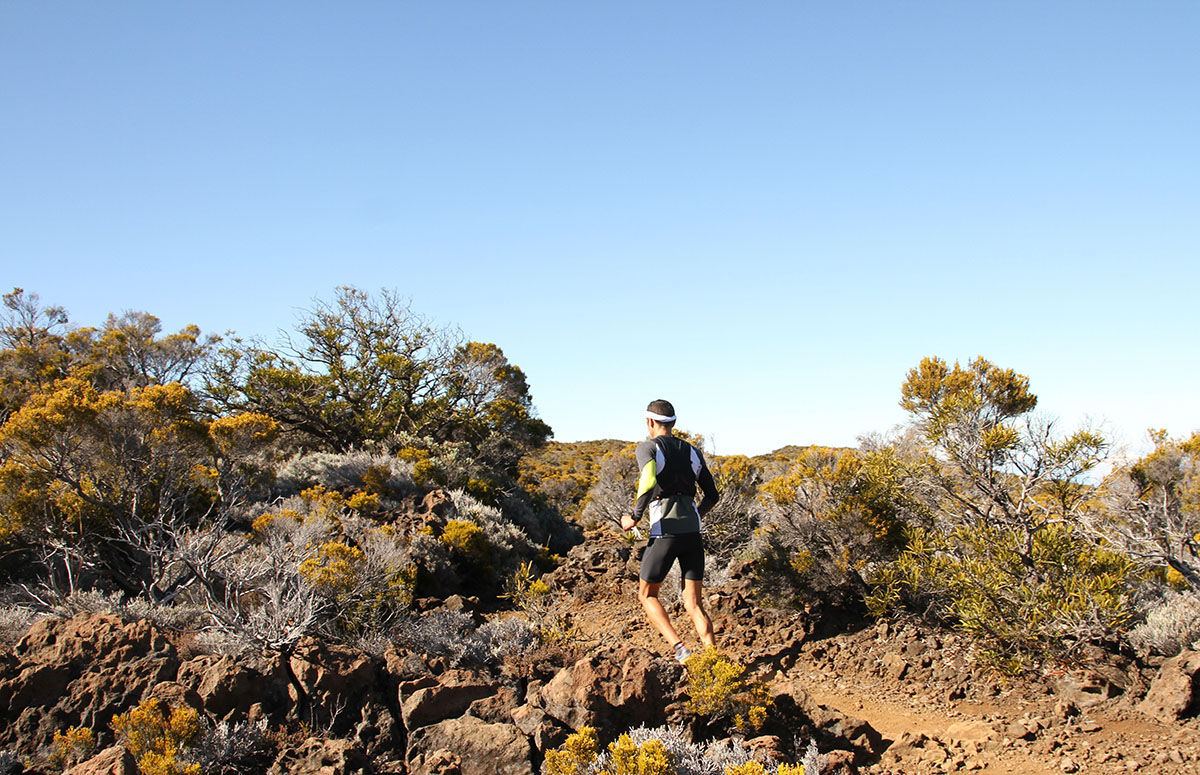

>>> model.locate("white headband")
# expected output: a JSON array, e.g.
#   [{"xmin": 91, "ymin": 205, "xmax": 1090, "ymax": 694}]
[{"xmin": 645, "ymin": 411, "xmax": 676, "ymax": 423}]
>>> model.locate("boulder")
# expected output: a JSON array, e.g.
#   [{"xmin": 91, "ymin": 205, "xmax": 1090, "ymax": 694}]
[
  {"xmin": 63, "ymin": 745, "xmax": 138, "ymax": 775},
  {"xmin": 177, "ymin": 652, "xmax": 290, "ymax": 721},
  {"xmin": 408, "ymin": 716, "xmax": 534, "ymax": 775},
  {"xmin": 468, "ymin": 687, "xmax": 521, "ymax": 724},
  {"xmin": 510, "ymin": 703, "xmax": 571, "ymax": 752},
  {"xmin": 290, "ymin": 638, "xmax": 379, "ymax": 704},
  {"xmin": 533, "ymin": 645, "xmax": 684, "ymax": 730},
  {"xmin": 288, "ymin": 638, "xmax": 385, "ymax": 737},
  {"xmin": 881, "ymin": 652, "xmax": 908, "ymax": 681},
  {"xmin": 1052, "ymin": 669, "xmax": 1120, "ymax": 709},
  {"xmin": 269, "ymin": 737, "xmax": 370, "ymax": 775},
  {"xmin": 1137, "ymin": 650, "xmax": 1200, "ymax": 723},
  {"xmin": 402, "ymin": 679, "xmax": 498, "ymax": 729},
  {"xmin": 145, "ymin": 680, "xmax": 203, "ymax": 712},
  {"xmin": 942, "ymin": 720, "xmax": 997, "ymax": 746}
]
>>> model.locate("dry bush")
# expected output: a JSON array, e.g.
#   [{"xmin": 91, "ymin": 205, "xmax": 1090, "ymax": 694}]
[
  {"xmin": 579, "ymin": 445, "xmax": 639, "ymax": 530},
  {"xmin": 392, "ymin": 609, "xmax": 489, "ymax": 665},
  {"xmin": 0, "ymin": 590, "xmax": 38, "ymax": 646},
  {"xmin": 274, "ymin": 449, "xmax": 417, "ymax": 500},
  {"xmin": 1086, "ymin": 431, "xmax": 1200, "ymax": 589},
  {"xmin": 543, "ymin": 724, "xmax": 824, "ymax": 775},
  {"xmin": 193, "ymin": 718, "xmax": 269, "ymax": 774},
  {"xmin": 477, "ymin": 616, "xmax": 540, "ymax": 662},
  {"xmin": 1127, "ymin": 589, "xmax": 1200, "ymax": 656}
]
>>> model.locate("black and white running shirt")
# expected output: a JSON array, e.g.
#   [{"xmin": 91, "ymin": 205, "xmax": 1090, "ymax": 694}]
[{"xmin": 631, "ymin": 435, "xmax": 719, "ymax": 537}]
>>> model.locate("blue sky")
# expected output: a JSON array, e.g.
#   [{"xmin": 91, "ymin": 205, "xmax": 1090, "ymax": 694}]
[{"xmin": 2, "ymin": 2, "xmax": 1197, "ymax": 458}]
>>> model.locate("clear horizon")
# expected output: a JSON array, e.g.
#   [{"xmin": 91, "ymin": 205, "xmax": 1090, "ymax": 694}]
[{"xmin": 3, "ymin": 2, "xmax": 1196, "ymax": 460}]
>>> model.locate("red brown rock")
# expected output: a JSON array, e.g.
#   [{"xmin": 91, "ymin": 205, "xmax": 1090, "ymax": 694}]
[
  {"xmin": 0, "ymin": 614, "xmax": 178, "ymax": 756},
  {"xmin": 268, "ymin": 737, "xmax": 370, "ymax": 775},
  {"xmin": 63, "ymin": 745, "xmax": 138, "ymax": 775},
  {"xmin": 1136, "ymin": 650, "xmax": 1200, "ymax": 723},
  {"xmin": 532, "ymin": 645, "xmax": 685, "ymax": 730},
  {"xmin": 402, "ymin": 679, "xmax": 498, "ymax": 729},
  {"xmin": 407, "ymin": 716, "xmax": 533, "ymax": 775}
]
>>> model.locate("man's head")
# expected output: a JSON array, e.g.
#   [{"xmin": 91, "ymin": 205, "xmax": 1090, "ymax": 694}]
[{"xmin": 645, "ymin": 399, "xmax": 676, "ymax": 436}]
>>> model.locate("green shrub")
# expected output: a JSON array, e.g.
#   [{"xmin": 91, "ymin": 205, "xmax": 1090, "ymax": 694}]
[{"xmin": 868, "ymin": 522, "xmax": 1133, "ymax": 669}]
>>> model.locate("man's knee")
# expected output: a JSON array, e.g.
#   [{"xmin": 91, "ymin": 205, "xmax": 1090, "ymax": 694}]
[{"xmin": 638, "ymin": 581, "xmax": 661, "ymax": 605}]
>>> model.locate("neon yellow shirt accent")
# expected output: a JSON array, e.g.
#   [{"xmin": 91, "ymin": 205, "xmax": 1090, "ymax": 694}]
[{"xmin": 635, "ymin": 459, "xmax": 657, "ymax": 504}]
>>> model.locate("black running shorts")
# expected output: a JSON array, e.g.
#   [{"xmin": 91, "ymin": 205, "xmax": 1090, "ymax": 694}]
[{"xmin": 640, "ymin": 532, "xmax": 705, "ymax": 583}]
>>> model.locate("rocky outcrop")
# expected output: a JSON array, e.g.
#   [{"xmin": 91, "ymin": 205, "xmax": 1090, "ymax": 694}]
[
  {"xmin": 269, "ymin": 737, "xmax": 370, "ymax": 775},
  {"xmin": 532, "ymin": 644, "xmax": 686, "ymax": 730},
  {"xmin": 0, "ymin": 614, "xmax": 178, "ymax": 755},
  {"xmin": 401, "ymin": 669, "xmax": 498, "ymax": 729},
  {"xmin": 177, "ymin": 651, "xmax": 291, "ymax": 721},
  {"xmin": 1137, "ymin": 649, "xmax": 1200, "ymax": 723},
  {"xmin": 407, "ymin": 716, "xmax": 534, "ymax": 775},
  {"xmin": 63, "ymin": 745, "xmax": 138, "ymax": 775}
]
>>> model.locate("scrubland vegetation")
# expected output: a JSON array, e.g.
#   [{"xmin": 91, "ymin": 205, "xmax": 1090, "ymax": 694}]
[{"xmin": 0, "ymin": 285, "xmax": 1197, "ymax": 773}]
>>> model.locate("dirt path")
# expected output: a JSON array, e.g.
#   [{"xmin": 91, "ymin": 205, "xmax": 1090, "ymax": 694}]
[
  {"xmin": 804, "ymin": 681, "xmax": 1062, "ymax": 774},
  {"xmin": 552, "ymin": 555, "xmax": 1200, "ymax": 774},
  {"xmin": 794, "ymin": 649, "xmax": 1200, "ymax": 774}
]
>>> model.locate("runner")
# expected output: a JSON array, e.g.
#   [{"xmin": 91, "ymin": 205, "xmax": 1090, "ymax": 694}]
[{"xmin": 620, "ymin": 399, "xmax": 719, "ymax": 662}]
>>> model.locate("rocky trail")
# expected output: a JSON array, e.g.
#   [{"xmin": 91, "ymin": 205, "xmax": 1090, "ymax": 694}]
[
  {"xmin": 1, "ymin": 526, "xmax": 1198, "ymax": 774},
  {"xmin": 552, "ymin": 533, "xmax": 1200, "ymax": 774}
]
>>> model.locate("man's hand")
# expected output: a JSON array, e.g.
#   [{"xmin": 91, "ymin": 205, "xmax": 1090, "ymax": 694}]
[{"xmin": 620, "ymin": 514, "xmax": 637, "ymax": 532}]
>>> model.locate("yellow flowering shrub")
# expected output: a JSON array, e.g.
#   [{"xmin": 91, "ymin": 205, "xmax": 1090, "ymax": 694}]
[
  {"xmin": 299, "ymin": 541, "xmax": 365, "ymax": 593},
  {"xmin": 111, "ymin": 699, "xmax": 201, "ymax": 775},
  {"xmin": 49, "ymin": 725, "xmax": 96, "ymax": 768},
  {"xmin": 544, "ymin": 725, "xmax": 599, "ymax": 775},
  {"xmin": 346, "ymin": 490, "xmax": 380, "ymax": 512},
  {"xmin": 602, "ymin": 735, "xmax": 672, "ymax": 775},
  {"xmin": 724, "ymin": 763, "xmax": 766, "ymax": 775},
  {"xmin": 208, "ymin": 412, "xmax": 279, "ymax": 453},
  {"xmin": 685, "ymin": 648, "xmax": 773, "ymax": 733},
  {"xmin": 440, "ymin": 519, "xmax": 491, "ymax": 571},
  {"xmin": 412, "ymin": 459, "xmax": 442, "ymax": 487}
]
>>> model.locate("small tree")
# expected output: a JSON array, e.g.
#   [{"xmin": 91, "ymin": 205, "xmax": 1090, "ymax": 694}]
[
  {"xmin": 869, "ymin": 356, "xmax": 1131, "ymax": 665},
  {"xmin": 0, "ymin": 288, "xmax": 74, "ymax": 424},
  {"xmin": 579, "ymin": 443, "xmax": 639, "ymax": 530},
  {"xmin": 204, "ymin": 287, "xmax": 550, "ymax": 463}
]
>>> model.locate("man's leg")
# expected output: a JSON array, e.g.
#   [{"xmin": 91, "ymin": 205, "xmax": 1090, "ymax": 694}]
[
  {"xmin": 681, "ymin": 578, "xmax": 715, "ymax": 648},
  {"xmin": 638, "ymin": 579, "xmax": 684, "ymax": 648}
]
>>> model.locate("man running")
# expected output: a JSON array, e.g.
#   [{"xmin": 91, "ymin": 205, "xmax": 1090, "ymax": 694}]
[{"xmin": 620, "ymin": 399, "xmax": 719, "ymax": 662}]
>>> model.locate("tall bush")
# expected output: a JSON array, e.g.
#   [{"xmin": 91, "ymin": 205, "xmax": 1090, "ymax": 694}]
[{"xmin": 868, "ymin": 356, "xmax": 1130, "ymax": 665}]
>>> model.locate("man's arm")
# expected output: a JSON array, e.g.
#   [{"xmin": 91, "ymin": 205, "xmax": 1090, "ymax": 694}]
[
  {"xmin": 631, "ymin": 440, "xmax": 659, "ymax": 521},
  {"xmin": 622, "ymin": 440, "xmax": 659, "ymax": 531}
]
